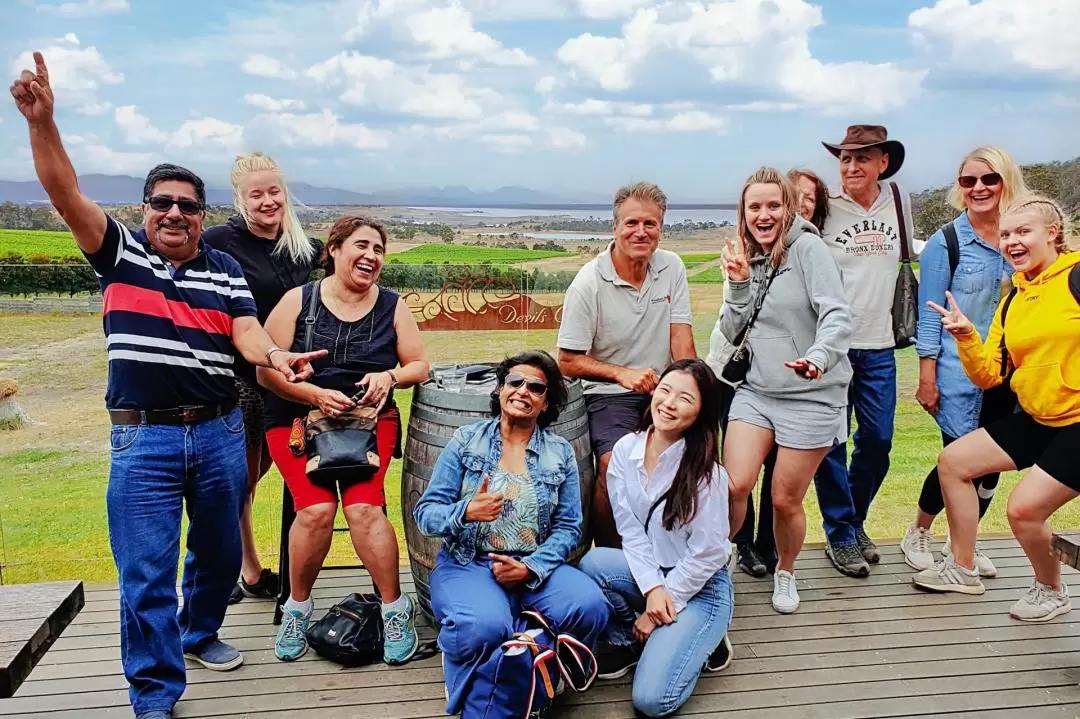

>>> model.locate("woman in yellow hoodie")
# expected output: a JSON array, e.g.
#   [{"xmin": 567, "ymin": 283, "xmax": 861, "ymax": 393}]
[{"xmin": 912, "ymin": 193, "xmax": 1080, "ymax": 621}]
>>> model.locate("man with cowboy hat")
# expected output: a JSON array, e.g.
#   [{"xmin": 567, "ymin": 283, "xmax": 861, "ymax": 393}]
[{"xmin": 814, "ymin": 124, "xmax": 916, "ymax": 579}]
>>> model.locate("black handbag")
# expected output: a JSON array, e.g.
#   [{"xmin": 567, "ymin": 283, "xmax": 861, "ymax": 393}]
[
  {"xmin": 890, "ymin": 182, "xmax": 919, "ymax": 349},
  {"xmin": 299, "ymin": 280, "xmax": 381, "ymax": 487},
  {"xmin": 719, "ymin": 265, "xmax": 778, "ymax": 388},
  {"xmin": 306, "ymin": 593, "xmax": 385, "ymax": 666}
]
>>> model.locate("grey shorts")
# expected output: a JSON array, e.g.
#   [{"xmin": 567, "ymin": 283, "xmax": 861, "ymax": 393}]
[{"xmin": 728, "ymin": 387, "xmax": 845, "ymax": 450}]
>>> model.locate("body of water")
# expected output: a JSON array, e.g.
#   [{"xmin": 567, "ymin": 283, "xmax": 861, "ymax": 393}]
[{"xmin": 409, "ymin": 206, "xmax": 738, "ymax": 225}]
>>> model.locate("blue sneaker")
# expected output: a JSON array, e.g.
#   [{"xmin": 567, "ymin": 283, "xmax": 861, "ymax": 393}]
[
  {"xmin": 135, "ymin": 712, "xmax": 172, "ymax": 719},
  {"xmin": 183, "ymin": 639, "xmax": 243, "ymax": 671},
  {"xmin": 275, "ymin": 608, "xmax": 310, "ymax": 662},
  {"xmin": 382, "ymin": 594, "xmax": 419, "ymax": 665}
]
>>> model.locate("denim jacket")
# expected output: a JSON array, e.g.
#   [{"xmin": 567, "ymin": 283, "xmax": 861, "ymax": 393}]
[
  {"xmin": 412, "ymin": 418, "xmax": 582, "ymax": 589},
  {"xmin": 915, "ymin": 212, "xmax": 1010, "ymax": 438}
]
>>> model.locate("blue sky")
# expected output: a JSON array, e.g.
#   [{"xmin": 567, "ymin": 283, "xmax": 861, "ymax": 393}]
[{"xmin": 5, "ymin": 0, "xmax": 1080, "ymax": 202}]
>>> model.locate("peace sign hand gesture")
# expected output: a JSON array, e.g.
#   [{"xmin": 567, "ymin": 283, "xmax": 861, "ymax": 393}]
[
  {"xmin": 927, "ymin": 291, "xmax": 974, "ymax": 337},
  {"xmin": 721, "ymin": 236, "xmax": 749, "ymax": 282},
  {"xmin": 10, "ymin": 52, "xmax": 54, "ymax": 125}
]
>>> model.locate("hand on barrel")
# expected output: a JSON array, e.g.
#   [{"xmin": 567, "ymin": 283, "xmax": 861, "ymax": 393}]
[
  {"xmin": 489, "ymin": 553, "xmax": 531, "ymax": 588},
  {"xmin": 619, "ymin": 367, "xmax": 660, "ymax": 394},
  {"xmin": 927, "ymin": 291, "xmax": 975, "ymax": 337},
  {"xmin": 465, "ymin": 476, "xmax": 504, "ymax": 522}
]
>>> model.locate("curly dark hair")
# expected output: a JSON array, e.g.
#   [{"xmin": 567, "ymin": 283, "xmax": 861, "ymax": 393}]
[
  {"xmin": 321, "ymin": 215, "xmax": 389, "ymax": 274},
  {"xmin": 489, "ymin": 350, "xmax": 568, "ymax": 429}
]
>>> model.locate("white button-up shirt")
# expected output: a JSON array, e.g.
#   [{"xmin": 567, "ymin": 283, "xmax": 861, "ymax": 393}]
[{"xmin": 607, "ymin": 430, "xmax": 732, "ymax": 613}]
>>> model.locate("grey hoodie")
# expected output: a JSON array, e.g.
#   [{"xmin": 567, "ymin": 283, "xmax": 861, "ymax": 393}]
[{"xmin": 719, "ymin": 217, "xmax": 853, "ymax": 407}]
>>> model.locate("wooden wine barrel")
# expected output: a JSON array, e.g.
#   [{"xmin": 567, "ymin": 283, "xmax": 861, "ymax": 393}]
[{"xmin": 401, "ymin": 369, "xmax": 595, "ymax": 619}]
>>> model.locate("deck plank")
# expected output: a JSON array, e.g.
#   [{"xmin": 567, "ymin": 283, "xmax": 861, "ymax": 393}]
[{"xmin": 4, "ymin": 539, "xmax": 1080, "ymax": 718}]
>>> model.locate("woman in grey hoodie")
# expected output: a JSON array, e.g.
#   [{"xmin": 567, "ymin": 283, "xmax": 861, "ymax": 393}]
[{"xmin": 720, "ymin": 167, "xmax": 853, "ymax": 614}]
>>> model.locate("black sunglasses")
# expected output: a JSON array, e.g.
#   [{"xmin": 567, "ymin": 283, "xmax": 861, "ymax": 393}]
[
  {"xmin": 505, "ymin": 373, "xmax": 548, "ymax": 396},
  {"xmin": 957, "ymin": 173, "xmax": 1002, "ymax": 189},
  {"xmin": 146, "ymin": 195, "xmax": 204, "ymax": 215}
]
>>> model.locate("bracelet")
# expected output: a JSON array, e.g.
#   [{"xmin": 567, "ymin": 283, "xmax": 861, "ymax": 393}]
[
  {"xmin": 265, "ymin": 346, "xmax": 286, "ymax": 367},
  {"xmin": 386, "ymin": 370, "xmax": 399, "ymax": 389}
]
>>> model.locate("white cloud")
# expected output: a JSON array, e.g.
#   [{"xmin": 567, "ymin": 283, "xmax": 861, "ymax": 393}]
[
  {"xmin": 577, "ymin": 0, "xmax": 652, "ymax": 19},
  {"xmin": 909, "ymin": 0, "xmax": 1080, "ymax": 77},
  {"xmin": 76, "ymin": 100, "xmax": 113, "ymax": 115},
  {"xmin": 535, "ymin": 75, "xmax": 558, "ymax": 94},
  {"xmin": 11, "ymin": 41, "xmax": 123, "ymax": 110},
  {"xmin": 479, "ymin": 134, "xmax": 534, "ymax": 153},
  {"xmin": 545, "ymin": 98, "xmax": 654, "ymax": 117},
  {"xmin": 1051, "ymin": 94, "xmax": 1080, "ymax": 108},
  {"xmin": 547, "ymin": 126, "xmax": 587, "ymax": 151},
  {"xmin": 405, "ymin": 3, "xmax": 535, "ymax": 67},
  {"xmin": 241, "ymin": 54, "xmax": 298, "ymax": 80},
  {"xmin": 557, "ymin": 0, "xmax": 926, "ymax": 113},
  {"xmin": 259, "ymin": 109, "xmax": 391, "ymax": 150},
  {"xmin": 168, "ymin": 118, "xmax": 245, "ymax": 156},
  {"xmin": 115, "ymin": 105, "xmax": 170, "ymax": 144},
  {"xmin": 66, "ymin": 134, "xmax": 153, "ymax": 174},
  {"xmin": 36, "ymin": 0, "xmax": 129, "ymax": 17},
  {"xmin": 604, "ymin": 110, "xmax": 727, "ymax": 133},
  {"xmin": 729, "ymin": 100, "xmax": 799, "ymax": 112},
  {"xmin": 243, "ymin": 93, "xmax": 306, "ymax": 111},
  {"xmin": 307, "ymin": 51, "xmax": 505, "ymax": 120}
]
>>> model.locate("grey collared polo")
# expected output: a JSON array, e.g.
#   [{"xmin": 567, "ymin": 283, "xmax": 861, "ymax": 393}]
[{"xmin": 557, "ymin": 242, "xmax": 692, "ymax": 395}]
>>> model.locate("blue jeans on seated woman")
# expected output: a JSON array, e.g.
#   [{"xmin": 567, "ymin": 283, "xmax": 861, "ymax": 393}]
[
  {"xmin": 578, "ymin": 547, "xmax": 734, "ymax": 718},
  {"xmin": 430, "ymin": 549, "xmax": 608, "ymax": 717}
]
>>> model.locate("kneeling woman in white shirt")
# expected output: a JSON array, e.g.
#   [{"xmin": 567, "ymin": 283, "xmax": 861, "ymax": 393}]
[{"xmin": 579, "ymin": 358, "xmax": 732, "ymax": 718}]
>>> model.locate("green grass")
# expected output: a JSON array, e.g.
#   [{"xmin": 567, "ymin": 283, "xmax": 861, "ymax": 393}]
[
  {"xmin": 679, "ymin": 252, "xmax": 721, "ymax": 264},
  {"xmin": 387, "ymin": 245, "xmax": 567, "ymax": 264},
  {"xmin": 0, "ymin": 228, "xmax": 80, "ymax": 259},
  {"xmin": 688, "ymin": 267, "xmax": 725, "ymax": 284},
  {"xmin": 4, "ymin": 313, "xmax": 1080, "ymax": 584}
]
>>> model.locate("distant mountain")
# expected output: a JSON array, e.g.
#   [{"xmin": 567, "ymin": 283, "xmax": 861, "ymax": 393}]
[{"xmin": 0, "ymin": 174, "xmax": 604, "ymax": 207}]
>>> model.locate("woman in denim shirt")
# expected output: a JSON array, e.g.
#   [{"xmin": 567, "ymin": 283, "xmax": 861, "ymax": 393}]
[
  {"xmin": 902, "ymin": 147, "xmax": 1026, "ymax": 575},
  {"xmin": 414, "ymin": 351, "xmax": 608, "ymax": 717}
]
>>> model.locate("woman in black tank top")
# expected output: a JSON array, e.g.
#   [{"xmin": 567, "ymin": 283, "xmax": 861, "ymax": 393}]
[{"xmin": 259, "ymin": 216, "xmax": 430, "ymax": 665}]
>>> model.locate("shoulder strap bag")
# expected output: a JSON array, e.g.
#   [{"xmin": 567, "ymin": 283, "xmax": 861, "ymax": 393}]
[
  {"xmin": 719, "ymin": 264, "xmax": 778, "ymax": 389},
  {"xmin": 890, "ymin": 182, "xmax": 919, "ymax": 349}
]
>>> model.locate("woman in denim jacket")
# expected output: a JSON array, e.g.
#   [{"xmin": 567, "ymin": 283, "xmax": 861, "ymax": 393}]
[
  {"xmin": 901, "ymin": 147, "xmax": 1026, "ymax": 576},
  {"xmin": 414, "ymin": 351, "xmax": 608, "ymax": 716}
]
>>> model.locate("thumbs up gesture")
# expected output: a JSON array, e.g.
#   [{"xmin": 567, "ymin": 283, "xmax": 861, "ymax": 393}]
[
  {"xmin": 465, "ymin": 475, "xmax": 504, "ymax": 522},
  {"xmin": 927, "ymin": 291, "xmax": 975, "ymax": 337}
]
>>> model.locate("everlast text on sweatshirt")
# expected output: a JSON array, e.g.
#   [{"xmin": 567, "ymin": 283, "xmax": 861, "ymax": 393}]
[
  {"xmin": 720, "ymin": 217, "xmax": 853, "ymax": 408},
  {"xmin": 823, "ymin": 182, "xmax": 917, "ymax": 350}
]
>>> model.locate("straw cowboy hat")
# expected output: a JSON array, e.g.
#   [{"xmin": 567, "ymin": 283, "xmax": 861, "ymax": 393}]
[{"xmin": 822, "ymin": 125, "xmax": 906, "ymax": 180}]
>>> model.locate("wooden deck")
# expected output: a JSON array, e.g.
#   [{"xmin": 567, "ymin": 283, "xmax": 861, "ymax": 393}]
[{"xmin": 3, "ymin": 538, "xmax": 1080, "ymax": 718}]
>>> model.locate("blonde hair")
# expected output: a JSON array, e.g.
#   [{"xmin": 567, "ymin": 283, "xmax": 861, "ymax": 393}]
[
  {"xmin": 947, "ymin": 146, "xmax": 1028, "ymax": 213},
  {"xmin": 738, "ymin": 167, "xmax": 798, "ymax": 268},
  {"xmin": 231, "ymin": 152, "xmax": 313, "ymax": 264},
  {"xmin": 1001, "ymin": 193, "xmax": 1075, "ymax": 254},
  {"xmin": 613, "ymin": 181, "xmax": 667, "ymax": 224}
]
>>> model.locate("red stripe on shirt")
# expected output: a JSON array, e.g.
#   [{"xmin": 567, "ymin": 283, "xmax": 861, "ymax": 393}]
[{"xmin": 104, "ymin": 283, "xmax": 233, "ymax": 336}]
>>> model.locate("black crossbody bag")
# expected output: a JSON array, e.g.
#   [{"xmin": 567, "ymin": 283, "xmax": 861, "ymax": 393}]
[{"xmin": 719, "ymin": 265, "xmax": 778, "ymax": 389}]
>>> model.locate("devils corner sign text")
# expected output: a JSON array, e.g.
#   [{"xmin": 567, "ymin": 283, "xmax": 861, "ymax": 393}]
[{"xmin": 403, "ymin": 274, "xmax": 563, "ymax": 331}]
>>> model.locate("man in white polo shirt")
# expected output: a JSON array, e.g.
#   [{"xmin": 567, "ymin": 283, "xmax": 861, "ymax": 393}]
[
  {"xmin": 557, "ymin": 181, "xmax": 696, "ymax": 548},
  {"xmin": 817, "ymin": 125, "xmax": 917, "ymax": 578}
]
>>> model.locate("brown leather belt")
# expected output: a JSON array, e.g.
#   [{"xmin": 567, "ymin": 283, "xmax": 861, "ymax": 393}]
[{"xmin": 108, "ymin": 404, "xmax": 235, "ymax": 426}]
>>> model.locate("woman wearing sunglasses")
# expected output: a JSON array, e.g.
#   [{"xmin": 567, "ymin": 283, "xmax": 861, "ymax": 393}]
[
  {"xmin": 902, "ymin": 147, "xmax": 1028, "ymax": 576},
  {"xmin": 578, "ymin": 359, "xmax": 732, "ymax": 718},
  {"xmin": 415, "ymin": 351, "xmax": 608, "ymax": 717},
  {"xmin": 259, "ymin": 215, "xmax": 429, "ymax": 665},
  {"xmin": 203, "ymin": 152, "xmax": 322, "ymax": 606}
]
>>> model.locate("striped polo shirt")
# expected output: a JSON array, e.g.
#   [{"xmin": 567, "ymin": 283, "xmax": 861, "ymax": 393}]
[{"xmin": 85, "ymin": 216, "xmax": 258, "ymax": 410}]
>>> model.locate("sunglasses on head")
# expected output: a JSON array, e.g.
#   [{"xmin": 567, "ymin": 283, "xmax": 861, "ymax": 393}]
[
  {"xmin": 146, "ymin": 195, "xmax": 204, "ymax": 215},
  {"xmin": 505, "ymin": 373, "xmax": 548, "ymax": 396},
  {"xmin": 957, "ymin": 173, "xmax": 1002, "ymax": 189}
]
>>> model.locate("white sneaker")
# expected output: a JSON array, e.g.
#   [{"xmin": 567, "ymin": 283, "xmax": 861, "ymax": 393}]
[
  {"xmin": 912, "ymin": 556, "xmax": 985, "ymax": 595},
  {"xmin": 943, "ymin": 536, "xmax": 997, "ymax": 578},
  {"xmin": 901, "ymin": 525, "xmax": 935, "ymax": 571},
  {"xmin": 1010, "ymin": 580, "xmax": 1072, "ymax": 622},
  {"xmin": 771, "ymin": 570, "xmax": 800, "ymax": 614}
]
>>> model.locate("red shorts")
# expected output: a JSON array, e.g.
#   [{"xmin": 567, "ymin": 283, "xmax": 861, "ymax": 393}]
[{"xmin": 266, "ymin": 409, "xmax": 400, "ymax": 511}]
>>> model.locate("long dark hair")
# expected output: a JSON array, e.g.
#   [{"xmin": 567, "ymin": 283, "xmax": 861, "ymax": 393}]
[
  {"xmin": 489, "ymin": 350, "xmax": 569, "ymax": 429},
  {"xmin": 639, "ymin": 359, "xmax": 721, "ymax": 531},
  {"xmin": 787, "ymin": 168, "xmax": 830, "ymax": 231}
]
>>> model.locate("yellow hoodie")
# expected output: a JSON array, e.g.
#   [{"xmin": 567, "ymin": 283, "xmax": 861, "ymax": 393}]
[{"xmin": 956, "ymin": 251, "xmax": 1080, "ymax": 427}]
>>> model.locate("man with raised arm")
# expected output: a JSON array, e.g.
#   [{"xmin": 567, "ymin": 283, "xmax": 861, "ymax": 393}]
[
  {"xmin": 557, "ymin": 182, "xmax": 696, "ymax": 548},
  {"xmin": 10, "ymin": 53, "xmax": 324, "ymax": 719}
]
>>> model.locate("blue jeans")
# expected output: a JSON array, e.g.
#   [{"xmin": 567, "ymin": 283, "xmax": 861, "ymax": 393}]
[
  {"xmin": 816, "ymin": 348, "xmax": 897, "ymax": 541},
  {"xmin": 106, "ymin": 408, "xmax": 247, "ymax": 714},
  {"xmin": 430, "ymin": 550, "xmax": 608, "ymax": 717},
  {"xmin": 578, "ymin": 548, "xmax": 734, "ymax": 718}
]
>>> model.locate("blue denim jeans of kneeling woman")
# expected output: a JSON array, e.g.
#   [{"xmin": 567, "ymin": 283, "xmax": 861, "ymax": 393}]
[
  {"xmin": 106, "ymin": 408, "xmax": 247, "ymax": 714},
  {"xmin": 578, "ymin": 547, "xmax": 735, "ymax": 718}
]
